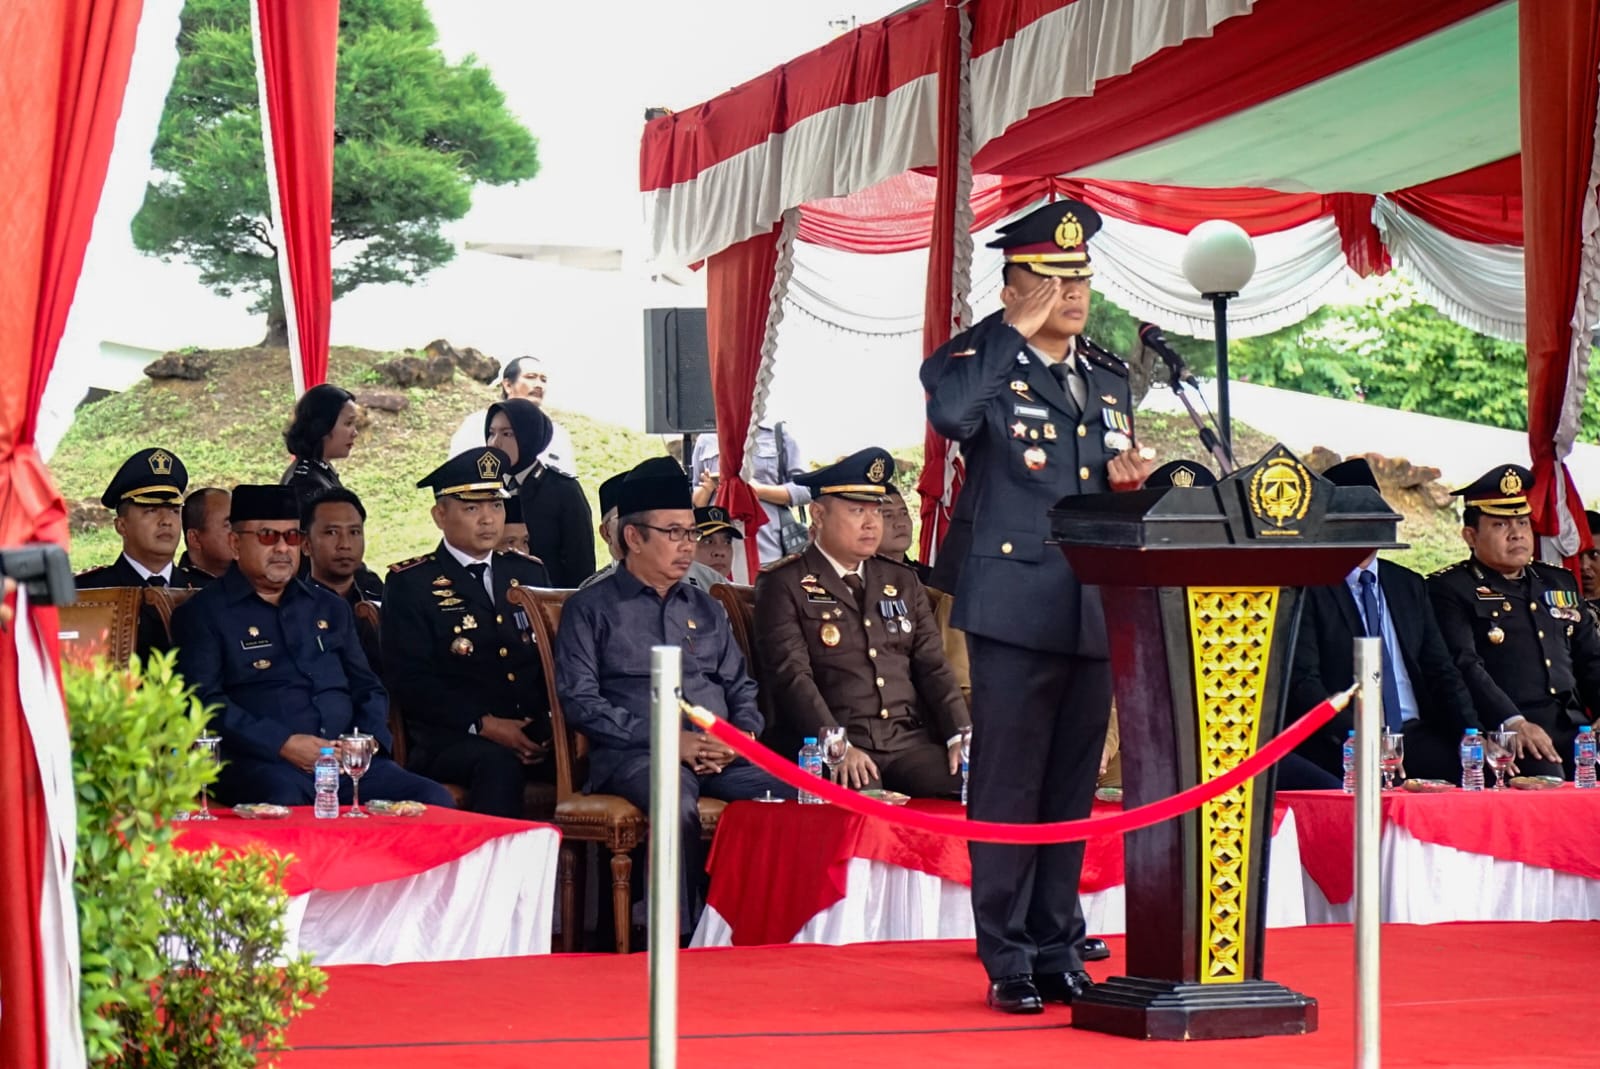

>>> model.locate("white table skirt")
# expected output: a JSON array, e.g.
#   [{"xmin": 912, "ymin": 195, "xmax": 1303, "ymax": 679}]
[
  {"xmin": 280, "ymin": 825, "xmax": 560, "ymax": 965},
  {"xmin": 1301, "ymin": 824, "xmax": 1600, "ymax": 925},
  {"xmin": 693, "ymin": 811, "xmax": 1304, "ymax": 947}
]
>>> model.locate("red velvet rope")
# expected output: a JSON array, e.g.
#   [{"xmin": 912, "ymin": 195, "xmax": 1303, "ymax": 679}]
[{"xmin": 685, "ymin": 689, "xmax": 1351, "ymax": 844}]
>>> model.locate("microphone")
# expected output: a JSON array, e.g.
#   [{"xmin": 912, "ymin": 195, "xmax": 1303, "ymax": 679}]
[{"xmin": 1138, "ymin": 322, "xmax": 1199, "ymax": 388}]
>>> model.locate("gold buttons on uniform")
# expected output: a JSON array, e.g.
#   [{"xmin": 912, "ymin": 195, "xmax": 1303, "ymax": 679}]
[
  {"xmin": 1079, "ymin": 466, "xmax": 1090, "ymax": 480},
  {"xmin": 868, "ymin": 648, "xmax": 878, "ymax": 659},
  {"xmin": 506, "ymin": 672, "xmax": 516, "ymax": 682},
  {"xmin": 865, "ymin": 620, "xmax": 872, "ymax": 628},
  {"xmin": 1001, "ymin": 542, "xmax": 1013, "ymax": 554},
  {"xmin": 1077, "ymin": 425, "xmax": 1086, "ymax": 438},
  {"xmin": 880, "ymin": 709, "xmax": 889, "ymax": 719},
  {"xmin": 500, "ymin": 647, "xmax": 509, "ymax": 657},
  {"xmin": 875, "ymin": 677, "xmax": 885, "ymax": 688},
  {"xmin": 496, "ymin": 614, "xmax": 504, "ymax": 624},
  {"xmin": 1545, "ymin": 658, "xmax": 1553, "ymax": 667},
  {"xmin": 1538, "ymin": 631, "xmax": 1546, "ymax": 639}
]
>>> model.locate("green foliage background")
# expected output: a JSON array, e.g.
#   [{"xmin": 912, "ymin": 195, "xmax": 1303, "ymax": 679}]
[{"xmin": 132, "ymin": 0, "xmax": 539, "ymax": 330}]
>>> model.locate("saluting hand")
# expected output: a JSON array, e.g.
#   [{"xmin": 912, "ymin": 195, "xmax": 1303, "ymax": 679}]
[
  {"xmin": 1001, "ymin": 277, "xmax": 1061, "ymax": 339},
  {"xmin": 1107, "ymin": 443, "xmax": 1155, "ymax": 492}
]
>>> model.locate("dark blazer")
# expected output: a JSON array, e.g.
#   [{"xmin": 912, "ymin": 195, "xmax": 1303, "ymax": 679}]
[
  {"xmin": 380, "ymin": 543, "xmax": 552, "ymax": 759},
  {"xmin": 75, "ymin": 554, "xmax": 209, "ymax": 660},
  {"xmin": 281, "ymin": 457, "xmax": 343, "ymax": 514},
  {"xmin": 1289, "ymin": 559, "xmax": 1480, "ymax": 774},
  {"xmin": 754, "ymin": 545, "xmax": 969, "ymax": 755},
  {"xmin": 921, "ymin": 310, "xmax": 1131, "ymax": 655},
  {"xmin": 517, "ymin": 467, "xmax": 595, "ymax": 588}
]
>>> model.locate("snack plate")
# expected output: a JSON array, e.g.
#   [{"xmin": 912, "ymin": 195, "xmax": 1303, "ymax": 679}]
[
  {"xmin": 1095, "ymin": 787, "xmax": 1123, "ymax": 804},
  {"xmin": 365, "ymin": 799, "xmax": 427, "ymax": 816},
  {"xmin": 860, "ymin": 788, "xmax": 910, "ymax": 806},
  {"xmin": 233, "ymin": 803, "xmax": 291, "ymax": 819},
  {"xmin": 1509, "ymin": 775, "xmax": 1564, "ymax": 791},
  {"xmin": 1400, "ymin": 779, "xmax": 1455, "ymax": 793}
]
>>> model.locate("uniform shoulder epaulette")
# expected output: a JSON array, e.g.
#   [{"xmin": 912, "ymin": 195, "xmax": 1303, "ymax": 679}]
[
  {"xmin": 388, "ymin": 553, "xmax": 433, "ymax": 573},
  {"xmin": 1428, "ymin": 560, "xmax": 1467, "ymax": 579},
  {"xmin": 1079, "ymin": 335, "xmax": 1129, "ymax": 378},
  {"xmin": 1531, "ymin": 559, "xmax": 1576, "ymax": 583},
  {"xmin": 872, "ymin": 553, "xmax": 917, "ymax": 574},
  {"xmin": 761, "ymin": 552, "xmax": 805, "ymax": 574}
]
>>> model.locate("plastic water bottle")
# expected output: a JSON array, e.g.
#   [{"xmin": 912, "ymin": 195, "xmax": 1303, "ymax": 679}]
[
  {"xmin": 1576, "ymin": 726, "xmax": 1598, "ymax": 789},
  {"xmin": 798, "ymin": 737, "xmax": 824, "ymax": 804},
  {"xmin": 314, "ymin": 747, "xmax": 340, "ymax": 818},
  {"xmin": 1459, "ymin": 728, "xmax": 1485, "ymax": 792},
  {"xmin": 1341, "ymin": 730, "xmax": 1356, "ymax": 793}
]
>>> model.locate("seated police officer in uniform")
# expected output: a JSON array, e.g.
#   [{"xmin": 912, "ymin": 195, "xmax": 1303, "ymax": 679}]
[
  {"xmin": 555, "ymin": 458, "xmax": 794, "ymax": 929},
  {"xmin": 876, "ymin": 484, "xmax": 931, "ymax": 585},
  {"xmin": 1428, "ymin": 465, "xmax": 1598, "ymax": 778},
  {"xmin": 172, "ymin": 485, "xmax": 452, "ymax": 808},
  {"xmin": 179, "ymin": 487, "xmax": 231, "ymax": 582},
  {"xmin": 381, "ymin": 448, "xmax": 554, "ymax": 818},
  {"xmin": 582, "ymin": 460, "xmax": 729, "ymax": 592},
  {"xmin": 1289, "ymin": 458, "xmax": 1481, "ymax": 784},
  {"xmin": 303, "ymin": 487, "xmax": 384, "ymax": 672},
  {"xmin": 78, "ymin": 448, "xmax": 211, "ymax": 659},
  {"xmin": 754, "ymin": 448, "xmax": 969, "ymax": 797},
  {"xmin": 693, "ymin": 505, "xmax": 740, "ymax": 579}
]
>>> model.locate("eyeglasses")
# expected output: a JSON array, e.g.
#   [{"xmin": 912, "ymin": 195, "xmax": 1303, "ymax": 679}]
[
  {"xmin": 639, "ymin": 524, "xmax": 704, "ymax": 544},
  {"xmin": 238, "ymin": 527, "xmax": 306, "ymax": 547}
]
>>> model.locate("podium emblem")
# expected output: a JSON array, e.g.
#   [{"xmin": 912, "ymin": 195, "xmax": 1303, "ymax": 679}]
[{"xmin": 1247, "ymin": 454, "xmax": 1312, "ymax": 533}]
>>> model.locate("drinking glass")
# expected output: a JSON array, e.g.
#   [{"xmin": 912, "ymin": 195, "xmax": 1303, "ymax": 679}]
[
  {"xmin": 338, "ymin": 732, "xmax": 374, "ymax": 817},
  {"xmin": 820, "ymin": 726, "xmax": 849, "ymax": 787},
  {"xmin": 1379, "ymin": 731, "xmax": 1405, "ymax": 791},
  {"xmin": 190, "ymin": 734, "xmax": 222, "ymax": 821},
  {"xmin": 958, "ymin": 725, "xmax": 973, "ymax": 807},
  {"xmin": 1487, "ymin": 730, "xmax": 1517, "ymax": 790}
]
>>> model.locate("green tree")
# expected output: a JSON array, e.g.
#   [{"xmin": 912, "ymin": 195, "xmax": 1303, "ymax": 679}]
[{"xmin": 132, "ymin": 0, "xmax": 539, "ymax": 345}]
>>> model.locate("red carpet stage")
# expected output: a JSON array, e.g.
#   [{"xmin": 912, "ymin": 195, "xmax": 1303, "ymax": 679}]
[{"xmin": 279, "ymin": 922, "xmax": 1589, "ymax": 1068}]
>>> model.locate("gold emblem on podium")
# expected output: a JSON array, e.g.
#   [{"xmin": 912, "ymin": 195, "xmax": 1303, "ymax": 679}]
[{"xmin": 1248, "ymin": 455, "xmax": 1313, "ymax": 535}]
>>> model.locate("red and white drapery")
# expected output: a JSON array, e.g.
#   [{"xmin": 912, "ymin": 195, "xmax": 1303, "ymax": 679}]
[
  {"xmin": 641, "ymin": 0, "xmax": 1600, "ymax": 566},
  {"xmin": 0, "ymin": 3, "xmax": 146, "ymax": 1065}
]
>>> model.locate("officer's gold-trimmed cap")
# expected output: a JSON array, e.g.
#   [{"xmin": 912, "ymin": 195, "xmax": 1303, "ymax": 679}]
[
  {"xmin": 796, "ymin": 447, "xmax": 895, "ymax": 502},
  {"xmin": 100, "ymin": 447, "xmax": 187, "ymax": 508},
  {"xmin": 417, "ymin": 448, "xmax": 511, "ymax": 501},
  {"xmin": 986, "ymin": 199, "xmax": 1102, "ymax": 279},
  {"xmin": 1452, "ymin": 464, "xmax": 1534, "ymax": 517}
]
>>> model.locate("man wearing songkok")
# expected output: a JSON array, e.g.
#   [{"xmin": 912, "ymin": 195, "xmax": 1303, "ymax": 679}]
[
  {"xmin": 382, "ymin": 448, "xmax": 554, "ymax": 818},
  {"xmin": 582, "ymin": 460, "xmax": 729, "ymax": 593},
  {"xmin": 1429, "ymin": 464, "xmax": 1600, "ymax": 778},
  {"xmin": 1289, "ymin": 458, "xmax": 1481, "ymax": 784},
  {"xmin": 77, "ymin": 448, "xmax": 211, "ymax": 659},
  {"xmin": 172, "ymin": 485, "xmax": 452, "ymax": 808},
  {"xmin": 693, "ymin": 505, "xmax": 740, "ymax": 579},
  {"xmin": 556, "ymin": 457, "xmax": 794, "ymax": 928},
  {"xmin": 754, "ymin": 448, "xmax": 969, "ymax": 797},
  {"xmin": 920, "ymin": 198, "xmax": 1152, "ymax": 1013}
]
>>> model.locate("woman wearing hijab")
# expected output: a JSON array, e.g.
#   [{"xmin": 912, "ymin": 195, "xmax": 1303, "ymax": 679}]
[
  {"xmin": 486, "ymin": 398, "xmax": 595, "ymax": 587},
  {"xmin": 282, "ymin": 384, "xmax": 359, "ymax": 511}
]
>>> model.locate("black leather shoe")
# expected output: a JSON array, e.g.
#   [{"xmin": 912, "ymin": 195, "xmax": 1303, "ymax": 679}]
[
  {"xmin": 1033, "ymin": 969, "xmax": 1095, "ymax": 1004},
  {"xmin": 1079, "ymin": 937, "xmax": 1110, "ymax": 962},
  {"xmin": 986, "ymin": 974, "xmax": 1044, "ymax": 1014}
]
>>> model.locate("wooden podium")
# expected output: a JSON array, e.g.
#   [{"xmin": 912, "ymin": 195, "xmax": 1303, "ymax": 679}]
[{"xmin": 1049, "ymin": 444, "xmax": 1399, "ymax": 1040}]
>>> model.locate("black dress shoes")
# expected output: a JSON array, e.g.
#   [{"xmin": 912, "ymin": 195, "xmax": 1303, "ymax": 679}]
[
  {"xmin": 1033, "ymin": 969, "xmax": 1095, "ymax": 1004},
  {"xmin": 986, "ymin": 974, "xmax": 1044, "ymax": 1014},
  {"xmin": 1079, "ymin": 937, "xmax": 1110, "ymax": 962}
]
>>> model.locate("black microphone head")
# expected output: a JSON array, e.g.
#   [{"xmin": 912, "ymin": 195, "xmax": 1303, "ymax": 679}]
[{"xmin": 1138, "ymin": 321, "xmax": 1164, "ymax": 343}]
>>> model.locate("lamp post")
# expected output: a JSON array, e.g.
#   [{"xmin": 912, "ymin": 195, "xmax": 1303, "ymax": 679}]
[{"xmin": 1181, "ymin": 220, "xmax": 1256, "ymax": 452}]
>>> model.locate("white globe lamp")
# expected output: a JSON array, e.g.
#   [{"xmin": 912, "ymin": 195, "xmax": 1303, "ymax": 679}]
[{"xmin": 1181, "ymin": 220, "xmax": 1257, "ymax": 451}]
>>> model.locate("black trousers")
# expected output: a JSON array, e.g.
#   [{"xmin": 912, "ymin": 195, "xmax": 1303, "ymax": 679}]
[
  {"xmin": 966, "ymin": 633, "xmax": 1111, "ymax": 980},
  {"xmin": 857, "ymin": 739, "xmax": 963, "ymax": 799},
  {"xmin": 409, "ymin": 734, "xmax": 549, "ymax": 819}
]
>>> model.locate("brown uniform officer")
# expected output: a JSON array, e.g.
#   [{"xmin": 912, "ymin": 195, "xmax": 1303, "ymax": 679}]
[{"xmin": 754, "ymin": 447, "xmax": 969, "ymax": 797}]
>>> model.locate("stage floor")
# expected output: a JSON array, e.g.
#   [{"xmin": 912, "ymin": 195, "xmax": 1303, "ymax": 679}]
[{"xmin": 280, "ymin": 922, "xmax": 1590, "ymax": 1068}]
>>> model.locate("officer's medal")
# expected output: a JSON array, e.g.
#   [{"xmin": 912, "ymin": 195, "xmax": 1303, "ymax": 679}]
[
  {"xmin": 1023, "ymin": 445, "xmax": 1047, "ymax": 471},
  {"xmin": 1487, "ymin": 625, "xmax": 1505, "ymax": 645},
  {"xmin": 451, "ymin": 636, "xmax": 474, "ymax": 656},
  {"xmin": 820, "ymin": 622, "xmax": 841, "ymax": 647},
  {"xmin": 1103, "ymin": 407, "xmax": 1133, "ymax": 453}
]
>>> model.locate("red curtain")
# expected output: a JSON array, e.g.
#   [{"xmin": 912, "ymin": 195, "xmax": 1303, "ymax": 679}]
[
  {"xmin": 1521, "ymin": 0, "xmax": 1600, "ymax": 568},
  {"xmin": 707, "ymin": 225, "xmax": 785, "ymax": 577},
  {"xmin": 254, "ymin": 0, "xmax": 340, "ymax": 391},
  {"xmin": 0, "ymin": 2, "xmax": 144, "ymax": 1064}
]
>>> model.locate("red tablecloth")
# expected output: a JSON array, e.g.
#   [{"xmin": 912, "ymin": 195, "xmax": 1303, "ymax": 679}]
[
  {"xmin": 172, "ymin": 807, "xmax": 554, "ymax": 896},
  {"xmin": 704, "ymin": 798, "xmax": 1286, "ymax": 947},
  {"xmin": 1281, "ymin": 786, "xmax": 1600, "ymax": 905}
]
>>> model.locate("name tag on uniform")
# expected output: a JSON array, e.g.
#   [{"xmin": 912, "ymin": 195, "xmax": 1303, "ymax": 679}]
[
  {"xmin": 240, "ymin": 637, "xmax": 272, "ymax": 651},
  {"xmin": 1013, "ymin": 403, "xmax": 1048, "ymax": 419}
]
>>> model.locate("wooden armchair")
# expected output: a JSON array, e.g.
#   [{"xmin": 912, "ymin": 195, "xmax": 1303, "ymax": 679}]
[
  {"xmin": 142, "ymin": 586, "xmax": 198, "ymax": 649},
  {"xmin": 509, "ymin": 584, "xmax": 725, "ymax": 953},
  {"xmin": 710, "ymin": 582, "xmax": 773, "ymax": 732},
  {"xmin": 57, "ymin": 587, "xmax": 142, "ymax": 667}
]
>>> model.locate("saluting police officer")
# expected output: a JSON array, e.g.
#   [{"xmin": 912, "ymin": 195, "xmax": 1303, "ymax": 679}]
[
  {"xmin": 755, "ymin": 448, "xmax": 969, "ymax": 796},
  {"xmin": 921, "ymin": 200, "xmax": 1151, "ymax": 1014},
  {"xmin": 1428, "ymin": 465, "xmax": 1600, "ymax": 779},
  {"xmin": 172, "ymin": 485, "xmax": 453, "ymax": 808},
  {"xmin": 381, "ymin": 447, "xmax": 555, "ymax": 818}
]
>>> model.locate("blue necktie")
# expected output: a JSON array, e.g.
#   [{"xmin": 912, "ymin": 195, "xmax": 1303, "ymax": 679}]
[{"xmin": 1358, "ymin": 571, "xmax": 1404, "ymax": 732}]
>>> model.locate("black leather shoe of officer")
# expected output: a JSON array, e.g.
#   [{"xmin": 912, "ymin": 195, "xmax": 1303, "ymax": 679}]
[
  {"xmin": 1080, "ymin": 937, "xmax": 1110, "ymax": 962},
  {"xmin": 986, "ymin": 974, "xmax": 1044, "ymax": 1014},
  {"xmin": 1033, "ymin": 969, "xmax": 1095, "ymax": 1004}
]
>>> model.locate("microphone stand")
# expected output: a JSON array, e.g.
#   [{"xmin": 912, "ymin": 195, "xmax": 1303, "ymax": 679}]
[{"xmin": 1166, "ymin": 365, "xmax": 1236, "ymax": 475}]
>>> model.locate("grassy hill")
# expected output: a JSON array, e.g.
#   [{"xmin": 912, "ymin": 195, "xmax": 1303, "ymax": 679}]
[{"xmin": 50, "ymin": 346, "xmax": 1465, "ymax": 577}]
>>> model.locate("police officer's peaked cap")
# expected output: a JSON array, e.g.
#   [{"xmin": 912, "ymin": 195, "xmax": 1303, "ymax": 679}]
[
  {"xmin": 1145, "ymin": 460, "xmax": 1217, "ymax": 489},
  {"xmin": 987, "ymin": 199, "xmax": 1102, "ymax": 279},
  {"xmin": 418, "ymin": 448, "xmax": 512, "ymax": 501},
  {"xmin": 695, "ymin": 505, "xmax": 742, "ymax": 539},
  {"xmin": 1452, "ymin": 464, "xmax": 1534, "ymax": 517},
  {"xmin": 101, "ymin": 447, "xmax": 188, "ymax": 508},
  {"xmin": 229, "ymin": 485, "xmax": 299, "ymax": 524},
  {"xmin": 795, "ymin": 447, "xmax": 896, "ymax": 502},
  {"xmin": 1322, "ymin": 457, "xmax": 1379, "ymax": 490},
  {"xmin": 617, "ymin": 455, "xmax": 693, "ymax": 516}
]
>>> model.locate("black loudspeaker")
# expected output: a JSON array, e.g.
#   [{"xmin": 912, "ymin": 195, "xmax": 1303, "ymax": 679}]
[{"xmin": 642, "ymin": 307, "xmax": 717, "ymax": 434}]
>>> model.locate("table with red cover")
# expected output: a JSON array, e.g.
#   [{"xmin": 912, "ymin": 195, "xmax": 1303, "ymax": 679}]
[
  {"xmin": 692, "ymin": 798, "xmax": 1302, "ymax": 947},
  {"xmin": 1280, "ymin": 786, "xmax": 1600, "ymax": 922},
  {"xmin": 174, "ymin": 806, "xmax": 560, "ymax": 964}
]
